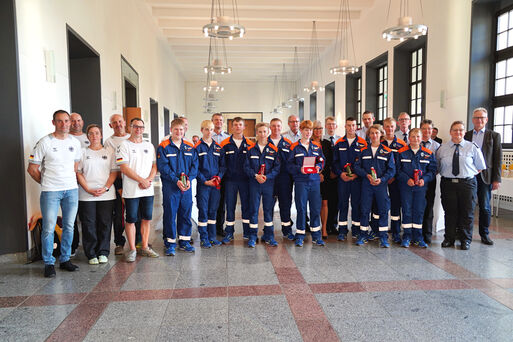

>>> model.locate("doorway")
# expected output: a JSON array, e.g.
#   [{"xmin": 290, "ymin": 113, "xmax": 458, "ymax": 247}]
[
  {"xmin": 67, "ymin": 26, "xmax": 102, "ymax": 128},
  {"xmin": 150, "ymin": 99, "xmax": 159, "ymax": 148},
  {"xmin": 164, "ymin": 107, "xmax": 170, "ymax": 136}
]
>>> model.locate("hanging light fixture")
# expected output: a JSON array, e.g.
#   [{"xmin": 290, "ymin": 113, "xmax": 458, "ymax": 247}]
[
  {"xmin": 203, "ymin": 0, "xmax": 245, "ymax": 40},
  {"xmin": 288, "ymin": 47, "xmax": 304, "ymax": 103},
  {"xmin": 330, "ymin": 0, "xmax": 359, "ymax": 75},
  {"xmin": 204, "ymin": 38, "xmax": 232, "ymax": 75},
  {"xmin": 304, "ymin": 21, "xmax": 325, "ymax": 93},
  {"xmin": 279, "ymin": 64, "xmax": 292, "ymax": 109},
  {"xmin": 270, "ymin": 75, "xmax": 283, "ymax": 114},
  {"xmin": 382, "ymin": 0, "xmax": 427, "ymax": 42}
]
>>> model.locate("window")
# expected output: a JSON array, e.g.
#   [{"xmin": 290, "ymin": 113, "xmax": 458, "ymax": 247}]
[
  {"xmin": 357, "ymin": 77, "xmax": 362, "ymax": 124},
  {"xmin": 493, "ymin": 7, "xmax": 513, "ymax": 145},
  {"xmin": 410, "ymin": 48, "xmax": 424, "ymax": 128},
  {"xmin": 377, "ymin": 65, "xmax": 388, "ymax": 121},
  {"xmin": 310, "ymin": 92, "xmax": 317, "ymax": 121},
  {"xmin": 325, "ymin": 82, "xmax": 335, "ymax": 117}
]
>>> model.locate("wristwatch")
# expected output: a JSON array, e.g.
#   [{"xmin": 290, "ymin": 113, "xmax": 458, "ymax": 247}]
[{"xmin": 104, "ymin": 186, "xmax": 110, "ymax": 192}]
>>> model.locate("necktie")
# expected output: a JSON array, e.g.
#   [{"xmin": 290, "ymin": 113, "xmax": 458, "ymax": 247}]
[
  {"xmin": 330, "ymin": 136, "xmax": 334, "ymax": 146},
  {"xmin": 421, "ymin": 141, "xmax": 427, "ymax": 148},
  {"xmin": 403, "ymin": 132, "xmax": 408, "ymax": 141},
  {"xmin": 452, "ymin": 143, "xmax": 460, "ymax": 176}
]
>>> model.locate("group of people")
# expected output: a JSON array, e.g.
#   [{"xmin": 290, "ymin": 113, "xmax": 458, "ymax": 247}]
[{"xmin": 27, "ymin": 107, "xmax": 502, "ymax": 278}]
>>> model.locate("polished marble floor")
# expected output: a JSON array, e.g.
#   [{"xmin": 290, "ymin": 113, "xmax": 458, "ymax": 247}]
[{"xmin": 1, "ymin": 200, "xmax": 513, "ymax": 342}]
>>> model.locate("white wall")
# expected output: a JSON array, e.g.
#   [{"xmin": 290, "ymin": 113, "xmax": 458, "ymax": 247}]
[
  {"xmin": 17, "ymin": 0, "xmax": 185, "ymax": 226},
  {"xmin": 297, "ymin": 0, "xmax": 472, "ymax": 140},
  {"xmin": 185, "ymin": 80, "xmax": 296, "ymax": 136}
]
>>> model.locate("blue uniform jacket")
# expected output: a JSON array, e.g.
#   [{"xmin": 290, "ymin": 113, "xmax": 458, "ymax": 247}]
[
  {"xmin": 268, "ymin": 136, "xmax": 292, "ymax": 175},
  {"xmin": 332, "ymin": 135, "xmax": 367, "ymax": 176},
  {"xmin": 220, "ymin": 135, "xmax": 255, "ymax": 181},
  {"xmin": 382, "ymin": 137, "xmax": 407, "ymax": 178},
  {"xmin": 396, "ymin": 145, "xmax": 437, "ymax": 186},
  {"xmin": 354, "ymin": 144, "xmax": 395, "ymax": 182},
  {"xmin": 287, "ymin": 140, "xmax": 325, "ymax": 183},
  {"xmin": 157, "ymin": 138, "xmax": 198, "ymax": 185},
  {"xmin": 194, "ymin": 139, "xmax": 226, "ymax": 184},
  {"xmin": 244, "ymin": 142, "xmax": 281, "ymax": 181}
]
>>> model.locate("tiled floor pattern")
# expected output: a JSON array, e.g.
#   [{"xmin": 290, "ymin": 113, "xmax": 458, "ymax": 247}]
[{"xmin": 1, "ymin": 210, "xmax": 513, "ymax": 341}]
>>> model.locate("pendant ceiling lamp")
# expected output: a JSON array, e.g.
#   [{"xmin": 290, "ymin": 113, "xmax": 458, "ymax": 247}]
[
  {"xmin": 270, "ymin": 75, "xmax": 283, "ymax": 114},
  {"xmin": 303, "ymin": 21, "xmax": 325, "ymax": 93},
  {"xmin": 329, "ymin": 0, "xmax": 358, "ymax": 75},
  {"xmin": 204, "ymin": 38, "xmax": 232, "ymax": 75},
  {"xmin": 203, "ymin": 0, "xmax": 245, "ymax": 40},
  {"xmin": 279, "ymin": 64, "xmax": 292, "ymax": 109},
  {"xmin": 288, "ymin": 47, "xmax": 304, "ymax": 103},
  {"xmin": 382, "ymin": 0, "xmax": 427, "ymax": 42}
]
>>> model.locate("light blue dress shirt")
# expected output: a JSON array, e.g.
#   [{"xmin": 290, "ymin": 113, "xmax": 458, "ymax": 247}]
[
  {"xmin": 472, "ymin": 128, "xmax": 486, "ymax": 149},
  {"xmin": 436, "ymin": 140, "xmax": 486, "ymax": 178},
  {"xmin": 212, "ymin": 131, "xmax": 230, "ymax": 144},
  {"xmin": 395, "ymin": 130, "xmax": 409, "ymax": 142},
  {"xmin": 356, "ymin": 127, "xmax": 368, "ymax": 140},
  {"xmin": 282, "ymin": 130, "xmax": 301, "ymax": 143},
  {"xmin": 421, "ymin": 138, "xmax": 440, "ymax": 153}
]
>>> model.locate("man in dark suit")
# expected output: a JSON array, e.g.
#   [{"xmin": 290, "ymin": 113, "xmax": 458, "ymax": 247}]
[
  {"xmin": 432, "ymin": 127, "xmax": 442, "ymax": 144},
  {"xmin": 464, "ymin": 107, "xmax": 502, "ymax": 245}
]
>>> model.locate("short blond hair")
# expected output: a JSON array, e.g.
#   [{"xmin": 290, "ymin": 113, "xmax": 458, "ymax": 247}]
[
  {"xmin": 383, "ymin": 117, "xmax": 396, "ymax": 125},
  {"xmin": 170, "ymin": 118, "xmax": 184, "ymax": 129},
  {"xmin": 409, "ymin": 128, "xmax": 421, "ymax": 137},
  {"xmin": 368, "ymin": 124, "xmax": 384, "ymax": 136},
  {"xmin": 201, "ymin": 120, "xmax": 214, "ymax": 129},
  {"xmin": 256, "ymin": 122, "xmax": 269, "ymax": 131}
]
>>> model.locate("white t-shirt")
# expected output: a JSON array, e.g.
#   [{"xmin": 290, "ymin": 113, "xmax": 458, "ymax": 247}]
[
  {"xmin": 233, "ymin": 138, "xmax": 242, "ymax": 148},
  {"xmin": 271, "ymin": 138, "xmax": 280, "ymax": 147},
  {"xmin": 78, "ymin": 147, "xmax": 117, "ymax": 201},
  {"xmin": 301, "ymin": 142, "xmax": 309, "ymax": 151},
  {"xmin": 72, "ymin": 133, "xmax": 90, "ymax": 148},
  {"xmin": 29, "ymin": 134, "xmax": 82, "ymax": 192},
  {"xmin": 412, "ymin": 147, "xmax": 419, "ymax": 154},
  {"xmin": 116, "ymin": 140, "xmax": 156, "ymax": 198},
  {"xmin": 258, "ymin": 144, "xmax": 266, "ymax": 153},
  {"xmin": 386, "ymin": 139, "xmax": 393, "ymax": 146},
  {"xmin": 347, "ymin": 137, "xmax": 355, "ymax": 146},
  {"xmin": 371, "ymin": 146, "xmax": 378, "ymax": 157},
  {"xmin": 104, "ymin": 134, "xmax": 129, "ymax": 151}
]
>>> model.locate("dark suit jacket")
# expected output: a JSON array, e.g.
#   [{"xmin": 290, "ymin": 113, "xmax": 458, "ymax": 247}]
[
  {"xmin": 434, "ymin": 137, "xmax": 442, "ymax": 144},
  {"xmin": 464, "ymin": 129, "xmax": 502, "ymax": 184}
]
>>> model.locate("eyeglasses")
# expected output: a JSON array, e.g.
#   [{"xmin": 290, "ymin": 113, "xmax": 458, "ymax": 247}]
[
  {"xmin": 313, "ymin": 127, "xmax": 323, "ymax": 130},
  {"xmin": 398, "ymin": 118, "xmax": 410, "ymax": 121},
  {"xmin": 132, "ymin": 125, "xmax": 145, "ymax": 129},
  {"xmin": 473, "ymin": 116, "xmax": 487, "ymax": 120},
  {"xmin": 288, "ymin": 120, "xmax": 299, "ymax": 123}
]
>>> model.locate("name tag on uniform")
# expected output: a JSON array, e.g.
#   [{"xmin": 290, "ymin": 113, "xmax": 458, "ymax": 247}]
[
  {"xmin": 265, "ymin": 156, "xmax": 274, "ymax": 160},
  {"xmin": 166, "ymin": 154, "xmax": 176, "ymax": 157},
  {"xmin": 250, "ymin": 156, "xmax": 259, "ymax": 159},
  {"xmin": 242, "ymin": 151, "xmax": 247, "ymax": 153},
  {"xmin": 184, "ymin": 153, "xmax": 192, "ymax": 156},
  {"xmin": 282, "ymin": 148, "xmax": 289, "ymax": 152},
  {"xmin": 226, "ymin": 151, "xmax": 235, "ymax": 154},
  {"xmin": 377, "ymin": 156, "xmax": 387, "ymax": 161},
  {"xmin": 312, "ymin": 152, "xmax": 319, "ymax": 156},
  {"xmin": 391, "ymin": 149, "xmax": 398, "ymax": 152},
  {"xmin": 339, "ymin": 148, "xmax": 347, "ymax": 151},
  {"xmin": 420, "ymin": 160, "xmax": 429, "ymax": 163},
  {"xmin": 401, "ymin": 159, "xmax": 411, "ymax": 163},
  {"xmin": 354, "ymin": 149, "xmax": 360, "ymax": 152},
  {"xmin": 213, "ymin": 152, "xmax": 220, "ymax": 156},
  {"xmin": 362, "ymin": 156, "xmax": 371, "ymax": 159},
  {"xmin": 295, "ymin": 153, "xmax": 304, "ymax": 157},
  {"xmin": 198, "ymin": 152, "xmax": 207, "ymax": 156}
]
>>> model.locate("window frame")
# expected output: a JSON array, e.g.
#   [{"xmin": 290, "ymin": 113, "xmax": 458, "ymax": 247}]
[
  {"xmin": 409, "ymin": 47, "xmax": 425, "ymax": 129},
  {"xmin": 377, "ymin": 64, "xmax": 388, "ymax": 122}
]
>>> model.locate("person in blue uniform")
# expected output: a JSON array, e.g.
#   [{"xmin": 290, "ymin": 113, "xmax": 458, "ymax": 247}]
[
  {"xmin": 195, "ymin": 120, "xmax": 226, "ymax": 248},
  {"xmin": 382, "ymin": 117, "xmax": 408, "ymax": 244},
  {"xmin": 332, "ymin": 117, "xmax": 367, "ymax": 241},
  {"xmin": 157, "ymin": 118, "xmax": 198, "ymax": 256},
  {"xmin": 396, "ymin": 128, "xmax": 437, "ymax": 248},
  {"xmin": 287, "ymin": 120, "xmax": 325, "ymax": 247},
  {"xmin": 244, "ymin": 123, "xmax": 281, "ymax": 247},
  {"xmin": 354, "ymin": 124, "xmax": 395, "ymax": 248},
  {"xmin": 268, "ymin": 118, "xmax": 294, "ymax": 240},
  {"xmin": 220, "ymin": 117, "xmax": 254, "ymax": 243},
  {"xmin": 437, "ymin": 121, "xmax": 486, "ymax": 250}
]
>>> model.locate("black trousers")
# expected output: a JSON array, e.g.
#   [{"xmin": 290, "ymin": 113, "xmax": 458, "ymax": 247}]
[
  {"xmin": 215, "ymin": 178, "xmax": 226, "ymax": 235},
  {"xmin": 422, "ymin": 178, "xmax": 437, "ymax": 241},
  {"xmin": 78, "ymin": 200, "xmax": 115, "ymax": 259},
  {"xmin": 440, "ymin": 177, "xmax": 477, "ymax": 243},
  {"xmin": 112, "ymin": 178, "xmax": 126, "ymax": 246},
  {"xmin": 325, "ymin": 178, "xmax": 338, "ymax": 233}
]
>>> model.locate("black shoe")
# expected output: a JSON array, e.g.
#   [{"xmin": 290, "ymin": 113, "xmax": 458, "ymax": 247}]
[
  {"xmin": 59, "ymin": 261, "xmax": 79, "ymax": 272},
  {"xmin": 481, "ymin": 235, "xmax": 494, "ymax": 245},
  {"xmin": 460, "ymin": 241, "xmax": 471, "ymax": 250},
  {"xmin": 44, "ymin": 265, "xmax": 56, "ymax": 278},
  {"xmin": 441, "ymin": 239, "xmax": 454, "ymax": 248},
  {"xmin": 424, "ymin": 236, "xmax": 432, "ymax": 244}
]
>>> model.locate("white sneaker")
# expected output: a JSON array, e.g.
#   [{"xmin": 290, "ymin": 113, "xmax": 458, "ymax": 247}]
[
  {"xmin": 88, "ymin": 257, "xmax": 99, "ymax": 265},
  {"xmin": 125, "ymin": 250, "xmax": 137, "ymax": 263},
  {"xmin": 98, "ymin": 255, "xmax": 108, "ymax": 264},
  {"xmin": 141, "ymin": 247, "xmax": 159, "ymax": 258}
]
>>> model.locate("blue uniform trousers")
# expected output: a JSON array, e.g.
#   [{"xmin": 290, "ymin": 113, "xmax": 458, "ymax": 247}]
[
  {"xmin": 294, "ymin": 181, "xmax": 322, "ymax": 240},
  {"xmin": 273, "ymin": 173, "xmax": 293, "ymax": 236},
  {"xmin": 399, "ymin": 185, "xmax": 427, "ymax": 242},
  {"xmin": 225, "ymin": 179, "xmax": 250, "ymax": 236},
  {"xmin": 389, "ymin": 181, "xmax": 401, "ymax": 238},
  {"xmin": 162, "ymin": 182, "xmax": 193, "ymax": 247},
  {"xmin": 249, "ymin": 180, "xmax": 275, "ymax": 238},
  {"xmin": 337, "ymin": 178, "xmax": 361, "ymax": 236},
  {"xmin": 360, "ymin": 182, "xmax": 390, "ymax": 239},
  {"xmin": 196, "ymin": 183, "xmax": 221, "ymax": 242}
]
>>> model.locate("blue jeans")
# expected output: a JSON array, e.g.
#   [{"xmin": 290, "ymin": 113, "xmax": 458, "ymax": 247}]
[
  {"xmin": 476, "ymin": 176, "xmax": 492, "ymax": 237},
  {"xmin": 40, "ymin": 189, "xmax": 79, "ymax": 265}
]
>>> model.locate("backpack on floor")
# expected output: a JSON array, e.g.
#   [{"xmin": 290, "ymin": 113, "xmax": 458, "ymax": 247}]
[{"xmin": 28, "ymin": 215, "xmax": 62, "ymax": 263}]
